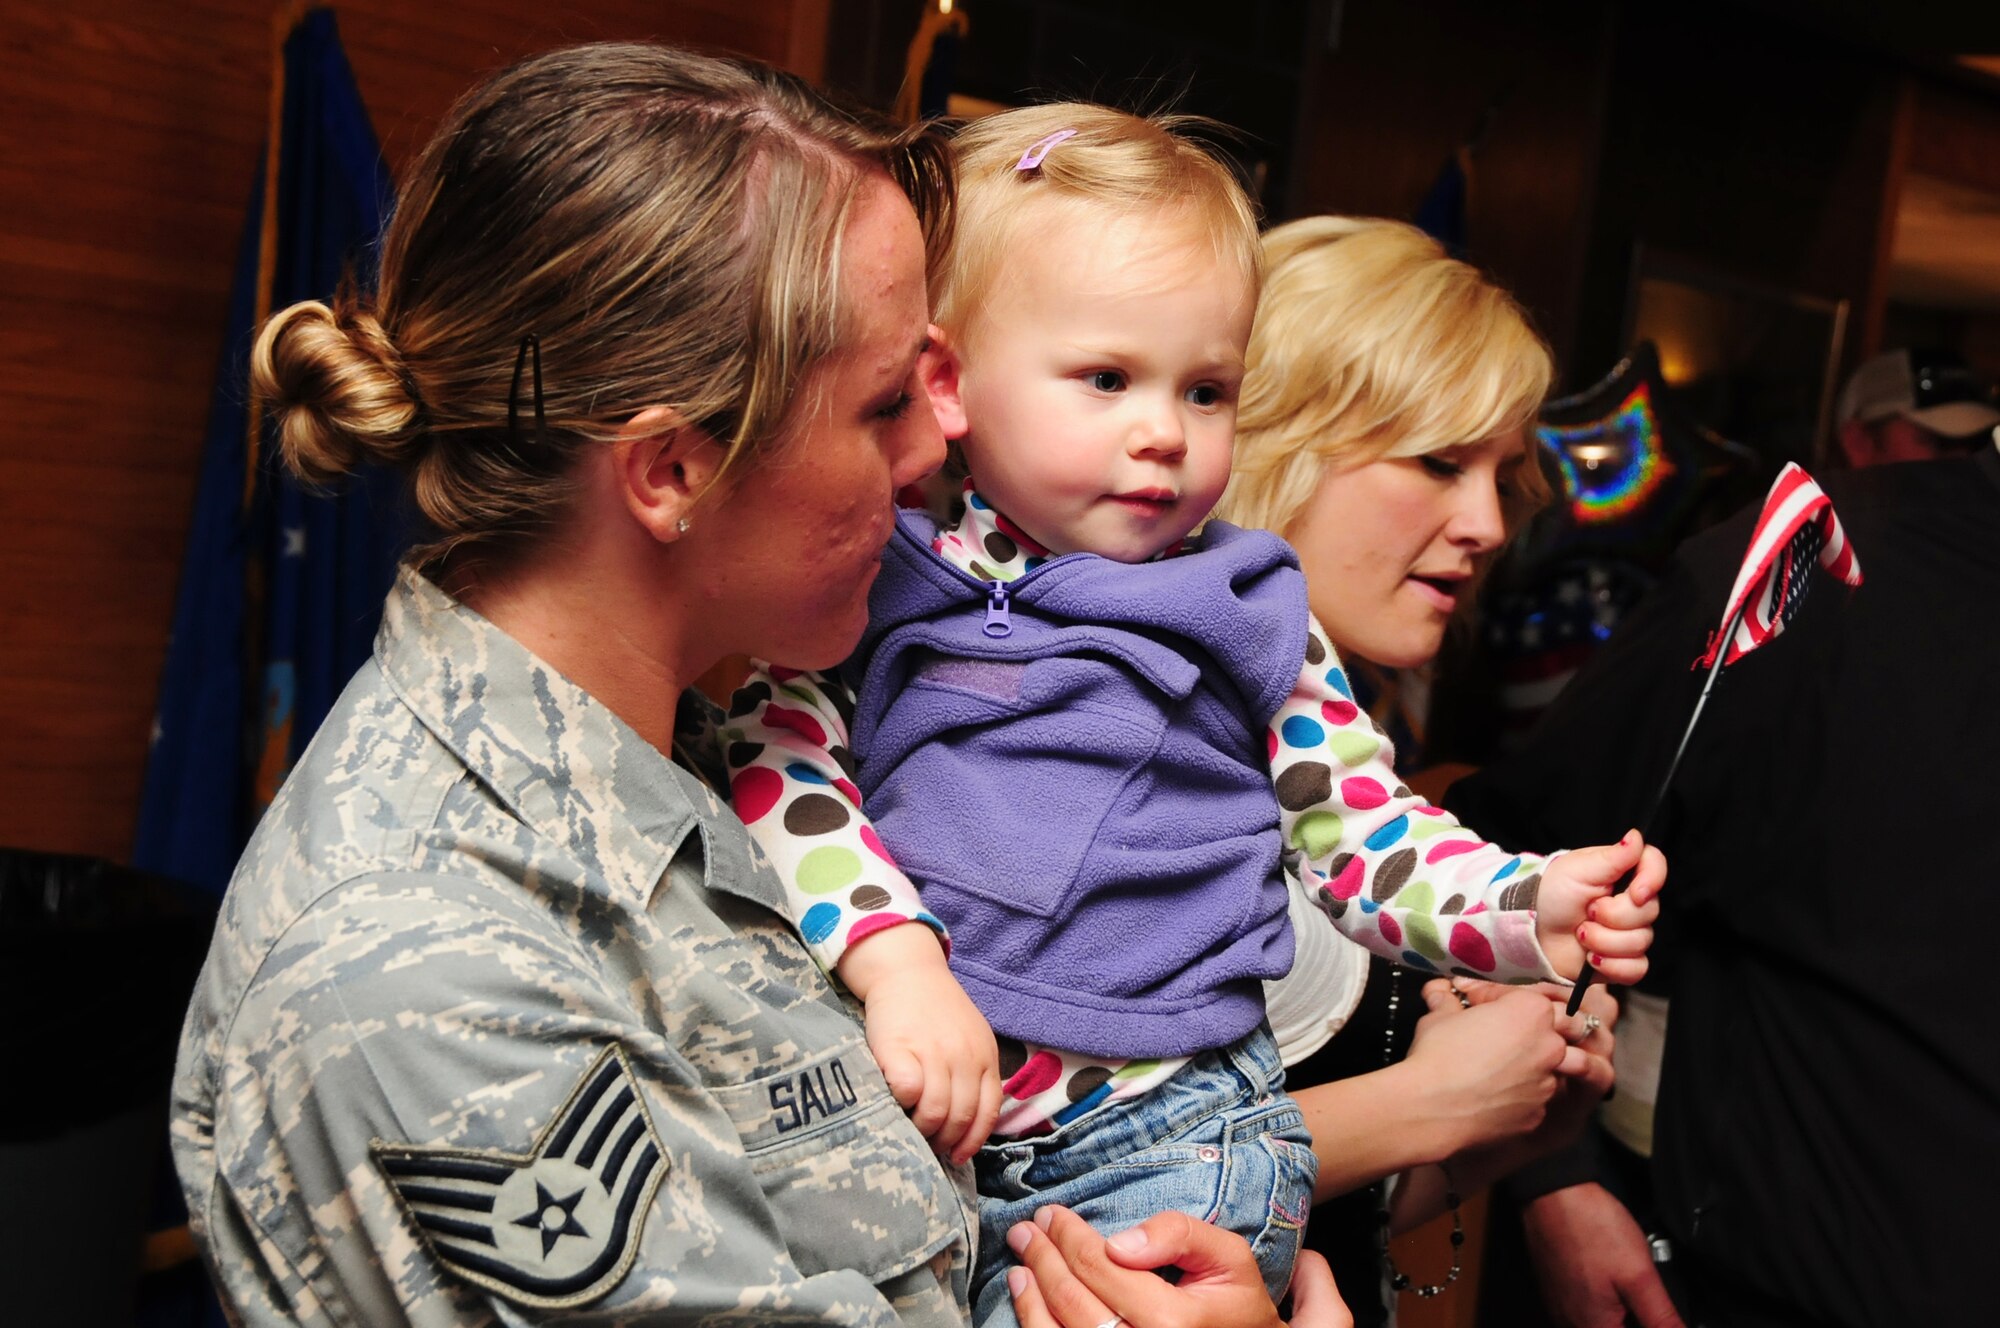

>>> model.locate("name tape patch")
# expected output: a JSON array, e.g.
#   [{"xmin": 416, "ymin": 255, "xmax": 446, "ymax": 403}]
[{"xmin": 768, "ymin": 1056, "xmax": 859, "ymax": 1133}]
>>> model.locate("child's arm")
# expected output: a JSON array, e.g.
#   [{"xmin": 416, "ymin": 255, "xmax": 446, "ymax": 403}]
[
  {"xmin": 835, "ymin": 920, "xmax": 1001, "ymax": 1164},
  {"xmin": 1272, "ymin": 618, "xmax": 1662, "ymax": 985},
  {"xmin": 724, "ymin": 664, "xmax": 1000, "ymax": 1162}
]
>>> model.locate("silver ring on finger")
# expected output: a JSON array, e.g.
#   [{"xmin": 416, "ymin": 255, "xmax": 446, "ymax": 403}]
[
  {"xmin": 1581, "ymin": 1012, "xmax": 1603, "ymax": 1038},
  {"xmin": 1092, "ymin": 1317, "xmax": 1125, "ymax": 1328}
]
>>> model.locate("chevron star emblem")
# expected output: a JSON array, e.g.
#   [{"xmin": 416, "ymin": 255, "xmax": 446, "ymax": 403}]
[{"xmin": 371, "ymin": 1045, "xmax": 670, "ymax": 1309}]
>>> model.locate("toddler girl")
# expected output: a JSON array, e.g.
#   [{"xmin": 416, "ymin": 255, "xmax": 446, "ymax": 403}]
[{"xmin": 722, "ymin": 104, "xmax": 1661, "ymax": 1325}]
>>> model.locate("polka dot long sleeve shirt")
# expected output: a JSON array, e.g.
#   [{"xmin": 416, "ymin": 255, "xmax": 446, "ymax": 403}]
[{"xmin": 724, "ymin": 493, "xmax": 1560, "ymax": 1136}]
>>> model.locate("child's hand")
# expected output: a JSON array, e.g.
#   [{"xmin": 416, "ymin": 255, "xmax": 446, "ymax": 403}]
[
  {"xmin": 862, "ymin": 966, "xmax": 1001, "ymax": 1163},
  {"xmin": 1534, "ymin": 830, "xmax": 1666, "ymax": 985},
  {"xmin": 836, "ymin": 923, "xmax": 1001, "ymax": 1164}
]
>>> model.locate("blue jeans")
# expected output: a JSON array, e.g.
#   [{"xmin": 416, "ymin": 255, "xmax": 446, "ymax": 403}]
[{"xmin": 970, "ymin": 1025, "xmax": 1316, "ymax": 1328}]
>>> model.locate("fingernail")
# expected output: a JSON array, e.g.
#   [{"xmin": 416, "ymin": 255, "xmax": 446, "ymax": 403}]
[
  {"xmin": 1033, "ymin": 1206, "xmax": 1055, "ymax": 1231},
  {"xmin": 1589, "ymin": 953, "xmax": 1602, "ymax": 966},
  {"xmin": 1576, "ymin": 925, "xmax": 1588, "ymax": 942},
  {"xmin": 1007, "ymin": 1267, "xmax": 1030, "ymax": 1297},
  {"xmin": 1587, "ymin": 902, "xmax": 1600, "ymax": 922},
  {"xmin": 1007, "ymin": 1223, "xmax": 1034, "ymax": 1254},
  {"xmin": 1108, "ymin": 1228, "xmax": 1149, "ymax": 1253}
]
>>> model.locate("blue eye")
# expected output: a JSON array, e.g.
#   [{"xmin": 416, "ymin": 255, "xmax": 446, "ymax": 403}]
[
  {"xmin": 1090, "ymin": 371, "xmax": 1126, "ymax": 393},
  {"xmin": 1188, "ymin": 384, "xmax": 1223, "ymax": 408}
]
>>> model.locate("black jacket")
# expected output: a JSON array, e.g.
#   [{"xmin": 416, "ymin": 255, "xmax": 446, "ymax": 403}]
[{"xmin": 1449, "ymin": 449, "xmax": 2000, "ymax": 1327}]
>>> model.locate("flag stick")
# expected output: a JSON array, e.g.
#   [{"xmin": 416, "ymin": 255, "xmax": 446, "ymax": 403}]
[{"xmin": 1565, "ymin": 592, "xmax": 1750, "ymax": 1016}]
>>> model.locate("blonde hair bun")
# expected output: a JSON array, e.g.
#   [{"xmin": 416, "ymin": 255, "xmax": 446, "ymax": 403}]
[{"xmin": 252, "ymin": 299, "xmax": 424, "ymax": 484}]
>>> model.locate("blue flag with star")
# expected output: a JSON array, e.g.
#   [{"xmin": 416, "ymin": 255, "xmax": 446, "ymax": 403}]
[{"xmin": 135, "ymin": 9, "xmax": 407, "ymax": 893}]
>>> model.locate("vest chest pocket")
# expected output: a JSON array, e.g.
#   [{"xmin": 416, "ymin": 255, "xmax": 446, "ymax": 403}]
[
  {"xmin": 870, "ymin": 651, "xmax": 1172, "ymax": 920},
  {"xmin": 706, "ymin": 1041, "xmax": 969, "ymax": 1285}
]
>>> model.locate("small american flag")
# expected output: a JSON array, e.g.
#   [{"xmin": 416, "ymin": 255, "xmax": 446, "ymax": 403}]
[
  {"xmin": 1573, "ymin": 461, "xmax": 1862, "ymax": 1016},
  {"xmin": 1698, "ymin": 462, "xmax": 1862, "ymax": 668}
]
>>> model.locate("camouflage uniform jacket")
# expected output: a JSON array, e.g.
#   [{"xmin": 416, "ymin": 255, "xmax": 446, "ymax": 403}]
[{"xmin": 171, "ymin": 566, "xmax": 977, "ymax": 1326}]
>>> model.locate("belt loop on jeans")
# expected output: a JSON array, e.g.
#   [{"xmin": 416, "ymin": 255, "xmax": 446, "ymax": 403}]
[{"xmin": 1222, "ymin": 1024, "xmax": 1281, "ymax": 1097}]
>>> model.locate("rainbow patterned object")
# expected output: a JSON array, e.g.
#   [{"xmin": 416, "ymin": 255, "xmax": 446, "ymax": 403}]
[{"xmin": 1537, "ymin": 381, "xmax": 1675, "ymax": 526}]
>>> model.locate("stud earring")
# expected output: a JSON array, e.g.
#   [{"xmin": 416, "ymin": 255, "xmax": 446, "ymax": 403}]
[{"xmin": 676, "ymin": 518, "xmax": 691, "ymax": 535}]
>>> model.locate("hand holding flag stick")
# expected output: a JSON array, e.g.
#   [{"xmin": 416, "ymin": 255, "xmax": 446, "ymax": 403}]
[{"xmin": 1566, "ymin": 463, "xmax": 1862, "ymax": 1014}]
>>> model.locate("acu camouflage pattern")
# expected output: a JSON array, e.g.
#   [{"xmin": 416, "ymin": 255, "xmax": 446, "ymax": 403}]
[{"xmin": 172, "ymin": 566, "xmax": 977, "ymax": 1326}]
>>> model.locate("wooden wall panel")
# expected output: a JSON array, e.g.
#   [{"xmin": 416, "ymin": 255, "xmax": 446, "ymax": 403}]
[
  {"xmin": 0, "ymin": 0, "xmax": 826, "ymax": 863},
  {"xmin": 1567, "ymin": 8, "xmax": 1904, "ymax": 383},
  {"xmin": 1287, "ymin": 0, "xmax": 1614, "ymax": 382},
  {"xmin": 1909, "ymin": 78, "xmax": 2000, "ymax": 199}
]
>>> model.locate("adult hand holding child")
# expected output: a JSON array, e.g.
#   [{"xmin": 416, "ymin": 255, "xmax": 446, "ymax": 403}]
[{"xmin": 1007, "ymin": 1206, "xmax": 1352, "ymax": 1328}]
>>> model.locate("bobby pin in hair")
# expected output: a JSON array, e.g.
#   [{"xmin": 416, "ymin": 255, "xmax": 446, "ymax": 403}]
[
  {"xmin": 395, "ymin": 362, "xmax": 433, "ymax": 435},
  {"xmin": 508, "ymin": 333, "xmax": 549, "ymax": 450}
]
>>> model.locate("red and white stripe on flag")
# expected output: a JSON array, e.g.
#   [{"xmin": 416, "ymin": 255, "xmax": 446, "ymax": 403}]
[{"xmin": 1700, "ymin": 462, "xmax": 1862, "ymax": 668}]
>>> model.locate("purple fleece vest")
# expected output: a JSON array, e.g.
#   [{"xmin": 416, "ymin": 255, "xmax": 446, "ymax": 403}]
[{"xmin": 842, "ymin": 511, "xmax": 1309, "ymax": 1059}]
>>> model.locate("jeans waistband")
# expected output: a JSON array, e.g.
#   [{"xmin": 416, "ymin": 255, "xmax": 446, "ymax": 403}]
[{"xmin": 982, "ymin": 1023, "xmax": 1286, "ymax": 1162}]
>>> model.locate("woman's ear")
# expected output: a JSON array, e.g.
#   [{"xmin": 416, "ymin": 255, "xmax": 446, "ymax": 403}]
[
  {"xmin": 921, "ymin": 325, "xmax": 969, "ymax": 440},
  {"xmin": 612, "ymin": 406, "xmax": 724, "ymax": 543}
]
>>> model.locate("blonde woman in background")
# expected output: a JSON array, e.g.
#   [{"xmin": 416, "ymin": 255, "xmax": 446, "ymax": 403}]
[{"xmin": 1219, "ymin": 218, "xmax": 1631, "ymax": 1326}]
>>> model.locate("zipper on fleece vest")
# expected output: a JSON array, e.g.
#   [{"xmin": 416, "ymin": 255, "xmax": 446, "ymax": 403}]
[
  {"xmin": 983, "ymin": 582, "xmax": 1012, "ymax": 637},
  {"xmin": 889, "ymin": 518, "xmax": 1088, "ymax": 639}
]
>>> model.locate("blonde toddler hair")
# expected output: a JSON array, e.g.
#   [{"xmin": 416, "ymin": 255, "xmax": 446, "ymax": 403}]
[
  {"xmin": 1217, "ymin": 217, "xmax": 1554, "ymax": 539},
  {"xmin": 933, "ymin": 102, "xmax": 1262, "ymax": 347}
]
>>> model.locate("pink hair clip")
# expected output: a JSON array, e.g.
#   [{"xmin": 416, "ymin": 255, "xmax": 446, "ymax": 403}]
[{"xmin": 1015, "ymin": 128, "xmax": 1078, "ymax": 171}]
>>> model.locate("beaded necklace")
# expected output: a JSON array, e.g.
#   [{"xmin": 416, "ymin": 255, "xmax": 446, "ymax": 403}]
[{"xmin": 1374, "ymin": 970, "xmax": 1465, "ymax": 1301}]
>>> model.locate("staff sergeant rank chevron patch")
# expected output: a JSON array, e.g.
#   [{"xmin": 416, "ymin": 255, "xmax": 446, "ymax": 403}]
[{"xmin": 371, "ymin": 1046, "xmax": 669, "ymax": 1309}]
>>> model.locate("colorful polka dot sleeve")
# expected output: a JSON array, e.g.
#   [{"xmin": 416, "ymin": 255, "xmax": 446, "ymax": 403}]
[
  {"xmin": 1275, "ymin": 617, "xmax": 1562, "ymax": 985},
  {"xmin": 722, "ymin": 664, "xmax": 945, "ymax": 974}
]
